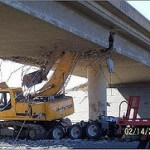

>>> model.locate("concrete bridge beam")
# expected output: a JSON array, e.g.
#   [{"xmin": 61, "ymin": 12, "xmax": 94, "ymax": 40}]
[{"xmin": 1, "ymin": 1, "xmax": 150, "ymax": 66}]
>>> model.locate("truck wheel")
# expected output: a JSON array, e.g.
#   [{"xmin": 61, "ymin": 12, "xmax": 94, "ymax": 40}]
[
  {"xmin": 50, "ymin": 125, "xmax": 64, "ymax": 140},
  {"xmin": 69, "ymin": 124, "xmax": 82, "ymax": 139},
  {"xmin": 86, "ymin": 122, "xmax": 102, "ymax": 139},
  {"xmin": 28, "ymin": 129, "xmax": 37, "ymax": 140}
]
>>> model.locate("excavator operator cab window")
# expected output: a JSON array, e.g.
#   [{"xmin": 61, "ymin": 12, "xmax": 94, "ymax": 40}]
[{"xmin": 0, "ymin": 92, "xmax": 11, "ymax": 111}]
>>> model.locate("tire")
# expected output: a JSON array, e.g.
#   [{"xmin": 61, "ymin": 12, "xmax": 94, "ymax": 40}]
[
  {"xmin": 69, "ymin": 124, "xmax": 82, "ymax": 139},
  {"xmin": 50, "ymin": 125, "xmax": 64, "ymax": 140},
  {"xmin": 28, "ymin": 129, "xmax": 37, "ymax": 140},
  {"xmin": 86, "ymin": 122, "xmax": 102, "ymax": 139},
  {"xmin": 27, "ymin": 124, "xmax": 45, "ymax": 140}
]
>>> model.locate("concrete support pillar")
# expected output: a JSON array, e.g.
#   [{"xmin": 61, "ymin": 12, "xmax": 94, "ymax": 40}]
[{"xmin": 88, "ymin": 62, "xmax": 107, "ymax": 120}]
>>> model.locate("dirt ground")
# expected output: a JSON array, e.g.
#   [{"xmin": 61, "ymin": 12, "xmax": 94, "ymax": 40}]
[{"xmin": 0, "ymin": 138, "xmax": 139, "ymax": 149}]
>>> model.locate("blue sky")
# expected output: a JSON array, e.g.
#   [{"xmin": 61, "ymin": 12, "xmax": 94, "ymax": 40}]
[{"xmin": 128, "ymin": 1, "xmax": 150, "ymax": 20}]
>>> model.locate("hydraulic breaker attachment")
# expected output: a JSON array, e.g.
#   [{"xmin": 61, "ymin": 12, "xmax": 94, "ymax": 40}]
[
  {"xmin": 22, "ymin": 69, "xmax": 47, "ymax": 88},
  {"xmin": 22, "ymin": 51, "xmax": 64, "ymax": 88}
]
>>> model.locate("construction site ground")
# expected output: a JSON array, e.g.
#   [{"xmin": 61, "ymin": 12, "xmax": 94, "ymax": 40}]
[{"xmin": 0, "ymin": 138, "xmax": 138, "ymax": 149}]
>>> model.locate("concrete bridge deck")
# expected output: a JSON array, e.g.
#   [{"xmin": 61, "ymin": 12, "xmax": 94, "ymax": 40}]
[
  {"xmin": 0, "ymin": 0, "xmax": 149, "ymax": 84},
  {"xmin": 0, "ymin": 1, "xmax": 149, "ymax": 64}
]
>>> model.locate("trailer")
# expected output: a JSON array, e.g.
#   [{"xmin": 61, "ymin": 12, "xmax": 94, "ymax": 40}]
[
  {"xmin": 117, "ymin": 96, "xmax": 150, "ymax": 137},
  {"xmin": 68, "ymin": 96, "xmax": 150, "ymax": 141}
]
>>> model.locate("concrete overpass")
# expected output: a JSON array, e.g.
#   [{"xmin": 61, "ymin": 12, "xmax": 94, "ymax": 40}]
[{"xmin": 0, "ymin": 1, "xmax": 149, "ymax": 119}]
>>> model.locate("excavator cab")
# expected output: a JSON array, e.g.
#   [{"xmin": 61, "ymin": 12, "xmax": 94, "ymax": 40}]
[
  {"xmin": 0, "ymin": 91, "xmax": 11, "ymax": 111},
  {"xmin": 0, "ymin": 88, "xmax": 24, "ymax": 111},
  {"xmin": 0, "ymin": 82, "xmax": 11, "ymax": 111}
]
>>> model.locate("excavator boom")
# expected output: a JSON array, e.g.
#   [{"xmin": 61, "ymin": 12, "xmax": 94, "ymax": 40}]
[{"xmin": 36, "ymin": 52, "xmax": 77, "ymax": 97}]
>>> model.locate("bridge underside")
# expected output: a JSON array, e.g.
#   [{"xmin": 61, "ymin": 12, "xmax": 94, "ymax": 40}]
[
  {"xmin": 0, "ymin": 2, "xmax": 149, "ymax": 86},
  {"xmin": 74, "ymin": 54, "xmax": 150, "ymax": 86},
  {"xmin": 0, "ymin": 3, "xmax": 98, "ymax": 58}
]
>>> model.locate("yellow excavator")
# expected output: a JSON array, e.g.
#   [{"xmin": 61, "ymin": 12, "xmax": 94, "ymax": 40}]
[{"xmin": 0, "ymin": 51, "xmax": 77, "ymax": 140}]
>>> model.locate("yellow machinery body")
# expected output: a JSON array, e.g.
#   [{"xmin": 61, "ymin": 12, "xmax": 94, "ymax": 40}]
[
  {"xmin": 0, "ymin": 51, "xmax": 77, "ymax": 122},
  {"xmin": 0, "ymin": 88, "xmax": 74, "ymax": 121}
]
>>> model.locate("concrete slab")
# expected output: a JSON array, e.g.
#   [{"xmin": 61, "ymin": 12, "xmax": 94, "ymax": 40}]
[{"xmin": 0, "ymin": 1, "xmax": 149, "ymax": 67}]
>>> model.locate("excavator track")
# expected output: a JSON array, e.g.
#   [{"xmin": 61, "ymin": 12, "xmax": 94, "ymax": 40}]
[{"xmin": 0, "ymin": 121, "xmax": 45, "ymax": 140}]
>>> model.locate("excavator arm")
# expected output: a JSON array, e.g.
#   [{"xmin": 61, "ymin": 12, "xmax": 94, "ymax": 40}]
[
  {"xmin": 23, "ymin": 51, "xmax": 77, "ymax": 97},
  {"xmin": 37, "ymin": 52, "xmax": 77, "ymax": 97}
]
